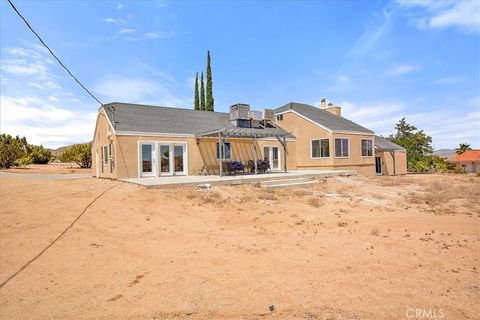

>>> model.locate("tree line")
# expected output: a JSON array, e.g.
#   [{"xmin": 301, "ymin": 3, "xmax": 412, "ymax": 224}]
[
  {"xmin": 387, "ymin": 118, "xmax": 471, "ymax": 173},
  {"xmin": 0, "ymin": 134, "xmax": 91, "ymax": 169},
  {"xmin": 194, "ymin": 50, "xmax": 214, "ymax": 111}
]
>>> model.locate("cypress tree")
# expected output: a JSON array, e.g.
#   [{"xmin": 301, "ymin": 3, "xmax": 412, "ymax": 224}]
[
  {"xmin": 200, "ymin": 71, "xmax": 206, "ymax": 111},
  {"xmin": 194, "ymin": 72, "xmax": 200, "ymax": 110},
  {"xmin": 205, "ymin": 50, "xmax": 214, "ymax": 111}
]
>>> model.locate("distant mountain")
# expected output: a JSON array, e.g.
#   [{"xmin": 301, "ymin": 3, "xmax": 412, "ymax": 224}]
[{"xmin": 433, "ymin": 149, "xmax": 456, "ymax": 160}]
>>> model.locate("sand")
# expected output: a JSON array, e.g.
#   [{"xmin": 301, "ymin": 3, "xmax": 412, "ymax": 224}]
[{"xmin": 0, "ymin": 166, "xmax": 479, "ymax": 319}]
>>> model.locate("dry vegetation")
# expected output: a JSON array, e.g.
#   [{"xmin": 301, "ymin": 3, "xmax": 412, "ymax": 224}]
[{"xmin": 0, "ymin": 169, "xmax": 479, "ymax": 319}]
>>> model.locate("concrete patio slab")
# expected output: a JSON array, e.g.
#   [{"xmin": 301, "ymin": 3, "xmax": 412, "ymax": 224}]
[{"xmin": 121, "ymin": 169, "xmax": 356, "ymax": 188}]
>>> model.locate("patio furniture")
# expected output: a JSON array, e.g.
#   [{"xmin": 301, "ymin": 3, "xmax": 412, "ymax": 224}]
[
  {"xmin": 248, "ymin": 160, "xmax": 270, "ymax": 173},
  {"xmin": 222, "ymin": 161, "xmax": 245, "ymax": 175}
]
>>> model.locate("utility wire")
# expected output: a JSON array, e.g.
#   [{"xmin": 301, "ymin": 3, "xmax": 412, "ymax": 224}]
[{"xmin": 7, "ymin": 0, "xmax": 103, "ymax": 105}]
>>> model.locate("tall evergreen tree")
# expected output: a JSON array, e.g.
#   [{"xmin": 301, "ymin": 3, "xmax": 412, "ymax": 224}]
[
  {"xmin": 194, "ymin": 72, "xmax": 200, "ymax": 110},
  {"xmin": 200, "ymin": 71, "xmax": 206, "ymax": 111},
  {"xmin": 205, "ymin": 50, "xmax": 214, "ymax": 111}
]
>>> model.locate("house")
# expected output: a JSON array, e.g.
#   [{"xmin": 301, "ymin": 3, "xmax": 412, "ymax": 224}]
[
  {"xmin": 91, "ymin": 101, "xmax": 407, "ymax": 179},
  {"xmin": 373, "ymin": 135, "xmax": 407, "ymax": 175},
  {"xmin": 451, "ymin": 150, "xmax": 480, "ymax": 173}
]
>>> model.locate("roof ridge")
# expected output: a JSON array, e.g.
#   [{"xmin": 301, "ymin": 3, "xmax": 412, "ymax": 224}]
[{"xmin": 103, "ymin": 102, "xmax": 230, "ymax": 115}]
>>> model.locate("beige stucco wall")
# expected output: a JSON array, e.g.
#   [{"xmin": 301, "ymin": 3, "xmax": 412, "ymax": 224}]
[
  {"xmin": 103, "ymin": 134, "xmax": 297, "ymax": 179},
  {"xmin": 91, "ymin": 109, "xmax": 118, "ymax": 179},
  {"xmin": 377, "ymin": 150, "xmax": 407, "ymax": 175},
  {"xmin": 275, "ymin": 111, "xmax": 375, "ymax": 176}
]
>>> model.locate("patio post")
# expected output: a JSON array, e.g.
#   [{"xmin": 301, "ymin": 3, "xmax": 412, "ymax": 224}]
[
  {"xmin": 282, "ymin": 135, "xmax": 287, "ymax": 173},
  {"xmin": 218, "ymin": 132, "xmax": 223, "ymax": 177},
  {"xmin": 253, "ymin": 134, "xmax": 258, "ymax": 174}
]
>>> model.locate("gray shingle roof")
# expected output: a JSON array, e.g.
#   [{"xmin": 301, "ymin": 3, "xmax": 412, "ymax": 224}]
[
  {"xmin": 102, "ymin": 102, "xmax": 290, "ymax": 137},
  {"xmin": 374, "ymin": 135, "xmax": 406, "ymax": 151},
  {"xmin": 274, "ymin": 102, "xmax": 374, "ymax": 134}
]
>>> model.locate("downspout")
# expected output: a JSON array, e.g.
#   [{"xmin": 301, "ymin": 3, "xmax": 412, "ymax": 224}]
[
  {"xmin": 218, "ymin": 132, "xmax": 223, "ymax": 177},
  {"xmin": 390, "ymin": 150, "xmax": 396, "ymax": 175},
  {"xmin": 253, "ymin": 134, "xmax": 258, "ymax": 175}
]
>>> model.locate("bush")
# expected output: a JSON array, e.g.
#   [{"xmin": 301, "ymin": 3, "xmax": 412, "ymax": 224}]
[
  {"xmin": 0, "ymin": 134, "xmax": 27, "ymax": 168},
  {"xmin": 19, "ymin": 145, "xmax": 52, "ymax": 165},
  {"xmin": 453, "ymin": 167, "xmax": 465, "ymax": 174},
  {"xmin": 59, "ymin": 143, "xmax": 92, "ymax": 168}
]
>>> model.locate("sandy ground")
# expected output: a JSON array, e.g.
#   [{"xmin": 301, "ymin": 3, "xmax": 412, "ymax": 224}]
[
  {"xmin": 2, "ymin": 163, "xmax": 90, "ymax": 175},
  {"xmin": 0, "ymin": 167, "xmax": 479, "ymax": 319}
]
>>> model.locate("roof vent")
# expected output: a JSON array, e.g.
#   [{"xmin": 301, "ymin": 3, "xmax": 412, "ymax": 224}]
[
  {"xmin": 262, "ymin": 109, "xmax": 274, "ymax": 121},
  {"xmin": 230, "ymin": 103, "xmax": 250, "ymax": 120}
]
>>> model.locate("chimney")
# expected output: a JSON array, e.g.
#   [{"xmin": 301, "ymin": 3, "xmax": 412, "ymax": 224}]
[
  {"xmin": 325, "ymin": 102, "xmax": 342, "ymax": 116},
  {"xmin": 321, "ymin": 97, "xmax": 326, "ymax": 109}
]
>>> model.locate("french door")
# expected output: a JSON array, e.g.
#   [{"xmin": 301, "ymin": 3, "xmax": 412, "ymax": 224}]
[
  {"xmin": 263, "ymin": 146, "xmax": 281, "ymax": 171},
  {"xmin": 159, "ymin": 143, "xmax": 186, "ymax": 176},
  {"xmin": 140, "ymin": 143, "xmax": 156, "ymax": 177}
]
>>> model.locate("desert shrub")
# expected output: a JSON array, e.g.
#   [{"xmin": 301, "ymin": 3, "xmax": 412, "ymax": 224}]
[
  {"xmin": 258, "ymin": 192, "xmax": 277, "ymax": 201},
  {"xmin": 0, "ymin": 134, "xmax": 27, "ymax": 168},
  {"xmin": 19, "ymin": 145, "xmax": 51, "ymax": 165},
  {"xmin": 476, "ymin": 172, "xmax": 480, "ymax": 177},
  {"xmin": 453, "ymin": 167, "xmax": 465, "ymax": 174},
  {"xmin": 306, "ymin": 196, "xmax": 324, "ymax": 207},
  {"xmin": 60, "ymin": 143, "xmax": 92, "ymax": 168}
]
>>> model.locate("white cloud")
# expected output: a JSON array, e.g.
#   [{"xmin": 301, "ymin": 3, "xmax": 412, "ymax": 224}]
[
  {"xmin": 1, "ymin": 46, "xmax": 59, "ymax": 87},
  {"xmin": 117, "ymin": 3, "xmax": 124, "ymax": 10},
  {"xmin": 430, "ymin": 76, "xmax": 464, "ymax": 85},
  {"xmin": 0, "ymin": 96, "xmax": 97, "ymax": 148},
  {"xmin": 95, "ymin": 76, "xmax": 189, "ymax": 107},
  {"xmin": 121, "ymin": 31, "xmax": 175, "ymax": 41},
  {"xmin": 397, "ymin": 0, "xmax": 480, "ymax": 33},
  {"xmin": 102, "ymin": 17, "xmax": 117, "ymax": 23},
  {"xmin": 338, "ymin": 99, "xmax": 480, "ymax": 149},
  {"xmin": 119, "ymin": 28, "xmax": 136, "ymax": 34},
  {"xmin": 386, "ymin": 64, "xmax": 417, "ymax": 76},
  {"xmin": 336, "ymin": 75, "xmax": 351, "ymax": 84},
  {"xmin": 349, "ymin": 7, "xmax": 396, "ymax": 56}
]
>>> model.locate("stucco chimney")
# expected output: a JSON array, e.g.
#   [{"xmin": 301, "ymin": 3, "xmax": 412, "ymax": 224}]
[
  {"xmin": 326, "ymin": 102, "xmax": 342, "ymax": 116},
  {"xmin": 321, "ymin": 97, "xmax": 326, "ymax": 109}
]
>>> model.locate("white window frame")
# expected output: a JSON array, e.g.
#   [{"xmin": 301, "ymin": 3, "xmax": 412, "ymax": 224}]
[
  {"xmin": 216, "ymin": 142, "xmax": 232, "ymax": 160},
  {"xmin": 102, "ymin": 145, "xmax": 108, "ymax": 166},
  {"xmin": 310, "ymin": 138, "xmax": 331, "ymax": 159},
  {"xmin": 361, "ymin": 139, "xmax": 373, "ymax": 157},
  {"xmin": 334, "ymin": 138, "xmax": 350, "ymax": 158}
]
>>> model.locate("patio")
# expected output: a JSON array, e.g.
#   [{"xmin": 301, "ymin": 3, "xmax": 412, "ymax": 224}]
[{"xmin": 122, "ymin": 169, "xmax": 356, "ymax": 188}]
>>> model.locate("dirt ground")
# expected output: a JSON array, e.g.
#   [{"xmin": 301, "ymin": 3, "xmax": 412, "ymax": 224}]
[{"xmin": 0, "ymin": 165, "xmax": 479, "ymax": 320}]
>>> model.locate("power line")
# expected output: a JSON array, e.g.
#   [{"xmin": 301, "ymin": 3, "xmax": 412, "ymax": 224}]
[{"xmin": 7, "ymin": 0, "xmax": 103, "ymax": 105}]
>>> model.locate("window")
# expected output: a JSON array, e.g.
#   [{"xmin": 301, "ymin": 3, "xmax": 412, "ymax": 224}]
[
  {"xmin": 276, "ymin": 114, "xmax": 283, "ymax": 121},
  {"xmin": 311, "ymin": 139, "xmax": 330, "ymax": 158},
  {"xmin": 334, "ymin": 138, "xmax": 349, "ymax": 157},
  {"xmin": 102, "ymin": 145, "xmax": 108, "ymax": 166},
  {"xmin": 361, "ymin": 140, "xmax": 373, "ymax": 157},
  {"xmin": 216, "ymin": 142, "xmax": 231, "ymax": 159},
  {"xmin": 109, "ymin": 143, "xmax": 115, "ymax": 173},
  {"xmin": 263, "ymin": 146, "xmax": 269, "ymax": 161}
]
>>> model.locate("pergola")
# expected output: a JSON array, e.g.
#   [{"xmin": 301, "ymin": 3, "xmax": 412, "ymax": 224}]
[{"xmin": 195, "ymin": 127, "xmax": 290, "ymax": 176}]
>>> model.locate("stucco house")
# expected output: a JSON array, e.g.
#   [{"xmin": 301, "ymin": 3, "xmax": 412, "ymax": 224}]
[
  {"xmin": 91, "ymin": 101, "xmax": 407, "ymax": 179},
  {"xmin": 451, "ymin": 150, "xmax": 480, "ymax": 173}
]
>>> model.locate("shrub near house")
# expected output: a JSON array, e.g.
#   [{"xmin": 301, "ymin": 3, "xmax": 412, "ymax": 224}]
[
  {"xmin": 59, "ymin": 143, "xmax": 92, "ymax": 168},
  {"xmin": 0, "ymin": 134, "xmax": 51, "ymax": 168}
]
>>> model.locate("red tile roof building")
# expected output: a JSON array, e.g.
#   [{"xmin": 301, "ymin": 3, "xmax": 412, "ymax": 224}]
[{"xmin": 451, "ymin": 150, "xmax": 480, "ymax": 162}]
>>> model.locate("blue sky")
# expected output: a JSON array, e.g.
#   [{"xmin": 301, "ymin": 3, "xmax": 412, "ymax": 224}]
[{"xmin": 1, "ymin": 0, "xmax": 479, "ymax": 149}]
